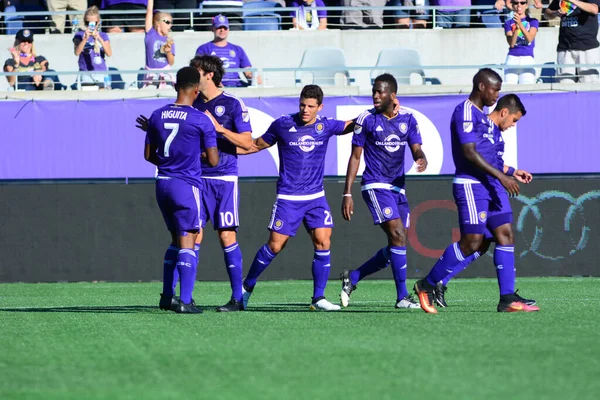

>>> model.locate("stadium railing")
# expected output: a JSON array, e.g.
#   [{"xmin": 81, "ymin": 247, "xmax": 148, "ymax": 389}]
[
  {"xmin": 2, "ymin": 63, "xmax": 598, "ymax": 93},
  {"xmin": 0, "ymin": 5, "xmax": 558, "ymax": 34}
]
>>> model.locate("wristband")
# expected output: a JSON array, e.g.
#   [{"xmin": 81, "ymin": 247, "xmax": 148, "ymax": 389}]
[
  {"xmin": 506, "ymin": 166, "xmax": 515, "ymax": 177},
  {"xmin": 343, "ymin": 194, "xmax": 352, "ymax": 197}
]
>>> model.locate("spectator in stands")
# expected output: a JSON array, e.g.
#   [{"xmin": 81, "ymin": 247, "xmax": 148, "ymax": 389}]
[
  {"xmin": 143, "ymin": 0, "xmax": 175, "ymax": 88},
  {"xmin": 200, "ymin": 0, "xmax": 244, "ymax": 30},
  {"xmin": 503, "ymin": 0, "xmax": 538, "ymax": 84},
  {"xmin": 3, "ymin": 29, "xmax": 56, "ymax": 91},
  {"xmin": 195, "ymin": 14, "xmax": 262, "ymax": 86},
  {"xmin": 291, "ymin": 0, "xmax": 328, "ymax": 30},
  {"xmin": 388, "ymin": 0, "xmax": 429, "ymax": 28},
  {"xmin": 431, "ymin": 0, "xmax": 471, "ymax": 28},
  {"xmin": 341, "ymin": 0, "xmax": 388, "ymax": 29},
  {"xmin": 73, "ymin": 6, "xmax": 113, "ymax": 88},
  {"xmin": 545, "ymin": 0, "xmax": 600, "ymax": 83},
  {"xmin": 46, "ymin": 0, "xmax": 87, "ymax": 33},
  {"xmin": 101, "ymin": 0, "xmax": 147, "ymax": 33}
]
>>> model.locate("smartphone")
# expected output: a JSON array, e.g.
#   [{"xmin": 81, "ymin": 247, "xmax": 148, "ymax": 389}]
[{"xmin": 88, "ymin": 21, "xmax": 96, "ymax": 30}]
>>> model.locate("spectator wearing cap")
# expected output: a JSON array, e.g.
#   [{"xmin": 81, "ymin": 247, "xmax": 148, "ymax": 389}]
[
  {"xmin": 291, "ymin": 0, "xmax": 328, "ymax": 30},
  {"xmin": 73, "ymin": 6, "xmax": 113, "ymax": 87},
  {"xmin": 143, "ymin": 0, "xmax": 175, "ymax": 88},
  {"xmin": 3, "ymin": 29, "xmax": 56, "ymax": 91},
  {"xmin": 195, "ymin": 14, "xmax": 262, "ymax": 86}
]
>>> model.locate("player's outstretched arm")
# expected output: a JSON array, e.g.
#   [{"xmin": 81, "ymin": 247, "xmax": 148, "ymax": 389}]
[
  {"xmin": 462, "ymin": 143, "xmax": 520, "ymax": 196},
  {"xmin": 205, "ymin": 146, "xmax": 219, "ymax": 167},
  {"xmin": 135, "ymin": 115, "xmax": 149, "ymax": 132},
  {"xmin": 203, "ymin": 110, "xmax": 253, "ymax": 150},
  {"xmin": 410, "ymin": 144, "xmax": 428, "ymax": 173},
  {"xmin": 237, "ymin": 137, "xmax": 271, "ymax": 155},
  {"xmin": 341, "ymin": 145, "xmax": 363, "ymax": 221}
]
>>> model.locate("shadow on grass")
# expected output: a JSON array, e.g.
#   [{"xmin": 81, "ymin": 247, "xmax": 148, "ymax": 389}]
[{"xmin": 0, "ymin": 305, "xmax": 160, "ymax": 313}]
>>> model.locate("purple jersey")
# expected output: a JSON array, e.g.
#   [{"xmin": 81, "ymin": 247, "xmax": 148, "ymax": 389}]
[
  {"xmin": 73, "ymin": 31, "xmax": 110, "ymax": 72},
  {"xmin": 261, "ymin": 114, "xmax": 346, "ymax": 197},
  {"xmin": 192, "ymin": 92, "xmax": 251, "ymax": 177},
  {"xmin": 195, "ymin": 42, "xmax": 251, "ymax": 87},
  {"xmin": 352, "ymin": 109, "xmax": 422, "ymax": 190},
  {"xmin": 145, "ymin": 104, "xmax": 217, "ymax": 188},
  {"xmin": 145, "ymin": 27, "xmax": 175, "ymax": 69},
  {"xmin": 504, "ymin": 16, "xmax": 539, "ymax": 57},
  {"xmin": 451, "ymin": 100, "xmax": 498, "ymax": 184},
  {"xmin": 491, "ymin": 121, "xmax": 505, "ymax": 171}
]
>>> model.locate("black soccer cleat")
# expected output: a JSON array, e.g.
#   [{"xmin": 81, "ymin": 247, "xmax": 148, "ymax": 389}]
[
  {"xmin": 216, "ymin": 298, "xmax": 245, "ymax": 312},
  {"xmin": 159, "ymin": 293, "xmax": 179, "ymax": 311},
  {"xmin": 514, "ymin": 289, "xmax": 536, "ymax": 306},
  {"xmin": 340, "ymin": 269, "xmax": 357, "ymax": 308},
  {"xmin": 175, "ymin": 300, "xmax": 203, "ymax": 314},
  {"xmin": 434, "ymin": 282, "xmax": 448, "ymax": 308}
]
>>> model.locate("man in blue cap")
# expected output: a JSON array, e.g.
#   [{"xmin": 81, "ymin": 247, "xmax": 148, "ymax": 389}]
[{"xmin": 195, "ymin": 14, "xmax": 261, "ymax": 87}]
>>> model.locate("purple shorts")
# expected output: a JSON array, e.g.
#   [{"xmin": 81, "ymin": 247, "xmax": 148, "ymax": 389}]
[
  {"xmin": 453, "ymin": 180, "xmax": 513, "ymax": 236},
  {"xmin": 155, "ymin": 178, "xmax": 201, "ymax": 234},
  {"xmin": 268, "ymin": 195, "xmax": 333, "ymax": 237},
  {"xmin": 200, "ymin": 178, "xmax": 239, "ymax": 230},
  {"xmin": 361, "ymin": 188, "xmax": 410, "ymax": 228}
]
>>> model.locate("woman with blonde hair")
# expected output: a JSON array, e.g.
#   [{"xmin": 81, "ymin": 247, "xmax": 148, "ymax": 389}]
[
  {"xmin": 143, "ymin": 0, "xmax": 175, "ymax": 88},
  {"xmin": 3, "ymin": 29, "xmax": 55, "ymax": 91},
  {"xmin": 74, "ymin": 6, "xmax": 113, "ymax": 88}
]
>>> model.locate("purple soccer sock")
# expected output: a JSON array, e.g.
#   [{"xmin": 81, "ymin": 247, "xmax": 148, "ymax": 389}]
[
  {"xmin": 162, "ymin": 245, "xmax": 178, "ymax": 297},
  {"xmin": 441, "ymin": 251, "xmax": 481, "ymax": 286},
  {"xmin": 389, "ymin": 246, "xmax": 409, "ymax": 300},
  {"xmin": 177, "ymin": 248, "xmax": 197, "ymax": 304},
  {"xmin": 494, "ymin": 245, "xmax": 516, "ymax": 296},
  {"xmin": 350, "ymin": 247, "xmax": 390, "ymax": 285},
  {"xmin": 224, "ymin": 242, "xmax": 243, "ymax": 302},
  {"xmin": 312, "ymin": 250, "xmax": 331, "ymax": 299},
  {"xmin": 426, "ymin": 242, "xmax": 479, "ymax": 286},
  {"xmin": 244, "ymin": 244, "xmax": 277, "ymax": 290}
]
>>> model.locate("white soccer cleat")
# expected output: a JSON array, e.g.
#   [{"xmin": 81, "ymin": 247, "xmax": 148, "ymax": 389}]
[
  {"xmin": 339, "ymin": 269, "xmax": 356, "ymax": 308},
  {"xmin": 395, "ymin": 294, "xmax": 421, "ymax": 309},
  {"xmin": 310, "ymin": 297, "xmax": 341, "ymax": 311},
  {"xmin": 241, "ymin": 285, "xmax": 252, "ymax": 309}
]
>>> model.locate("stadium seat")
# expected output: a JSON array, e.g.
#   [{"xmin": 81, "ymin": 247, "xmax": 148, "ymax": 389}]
[
  {"xmin": 370, "ymin": 48, "xmax": 441, "ymax": 85},
  {"xmin": 295, "ymin": 47, "xmax": 355, "ymax": 86},
  {"xmin": 243, "ymin": 12, "xmax": 281, "ymax": 30},
  {"xmin": 537, "ymin": 62, "xmax": 558, "ymax": 84},
  {"xmin": 4, "ymin": 6, "xmax": 24, "ymax": 35},
  {"xmin": 242, "ymin": 1, "xmax": 282, "ymax": 15}
]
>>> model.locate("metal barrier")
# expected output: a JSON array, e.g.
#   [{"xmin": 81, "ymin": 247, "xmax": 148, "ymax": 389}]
[
  {"xmin": 0, "ymin": 5, "xmax": 555, "ymax": 34},
  {"xmin": 1, "ymin": 63, "xmax": 599, "ymax": 92}
]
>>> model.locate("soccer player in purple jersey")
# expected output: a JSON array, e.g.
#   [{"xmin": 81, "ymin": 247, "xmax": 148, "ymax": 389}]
[
  {"xmin": 239, "ymin": 85, "xmax": 355, "ymax": 311},
  {"xmin": 339, "ymin": 74, "xmax": 427, "ymax": 310},
  {"xmin": 190, "ymin": 55, "xmax": 253, "ymax": 312},
  {"xmin": 433, "ymin": 94, "xmax": 536, "ymax": 309},
  {"xmin": 144, "ymin": 66, "xmax": 219, "ymax": 314},
  {"xmin": 413, "ymin": 69, "xmax": 540, "ymax": 314},
  {"xmin": 137, "ymin": 56, "xmax": 253, "ymax": 312}
]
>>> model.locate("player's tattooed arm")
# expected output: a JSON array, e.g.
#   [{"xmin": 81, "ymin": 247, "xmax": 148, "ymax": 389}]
[
  {"xmin": 341, "ymin": 145, "xmax": 363, "ymax": 221},
  {"xmin": 237, "ymin": 137, "xmax": 271, "ymax": 155},
  {"xmin": 410, "ymin": 144, "xmax": 428, "ymax": 173},
  {"xmin": 463, "ymin": 143, "xmax": 520, "ymax": 196}
]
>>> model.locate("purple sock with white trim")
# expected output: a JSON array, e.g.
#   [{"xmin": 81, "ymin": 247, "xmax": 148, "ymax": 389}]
[
  {"xmin": 162, "ymin": 245, "xmax": 178, "ymax": 297},
  {"xmin": 244, "ymin": 244, "xmax": 277, "ymax": 290},
  {"xmin": 494, "ymin": 245, "xmax": 516, "ymax": 296},
  {"xmin": 389, "ymin": 246, "xmax": 409, "ymax": 300},
  {"xmin": 224, "ymin": 242, "xmax": 243, "ymax": 302},
  {"xmin": 177, "ymin": 248, "xmax": 197, "ymax": 304},
  {"xmin": 426, "ymin": 242, "xmax": 478, "ymax": 286},
  {"xmin": 350, "ymin": 247, "xmax": 390, "ymax": 285},
  {"xmin": 312, "ymin": 250, "xmax": 331, "ymax": 299}
]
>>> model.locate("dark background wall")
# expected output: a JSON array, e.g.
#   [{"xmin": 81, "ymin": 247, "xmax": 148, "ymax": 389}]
[{"xmin": 1, "ymin": 176, "xmax": 598, "ymax": 282}]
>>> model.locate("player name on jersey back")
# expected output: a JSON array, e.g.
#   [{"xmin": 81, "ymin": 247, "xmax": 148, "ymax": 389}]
[{"xmin": 161, "ymin": 110, "xmax": 188, "ymax": 120}]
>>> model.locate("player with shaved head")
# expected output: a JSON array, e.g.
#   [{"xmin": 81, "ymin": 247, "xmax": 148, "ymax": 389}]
[{"xmin": 413, "ymin": 69, "xmax": 540, "ymax": 314}]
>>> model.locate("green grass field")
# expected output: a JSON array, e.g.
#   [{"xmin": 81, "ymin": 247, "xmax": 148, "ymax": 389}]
[{"xmin": 1, "ymin": 278, "xmax": 599, "ymax": 400}]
